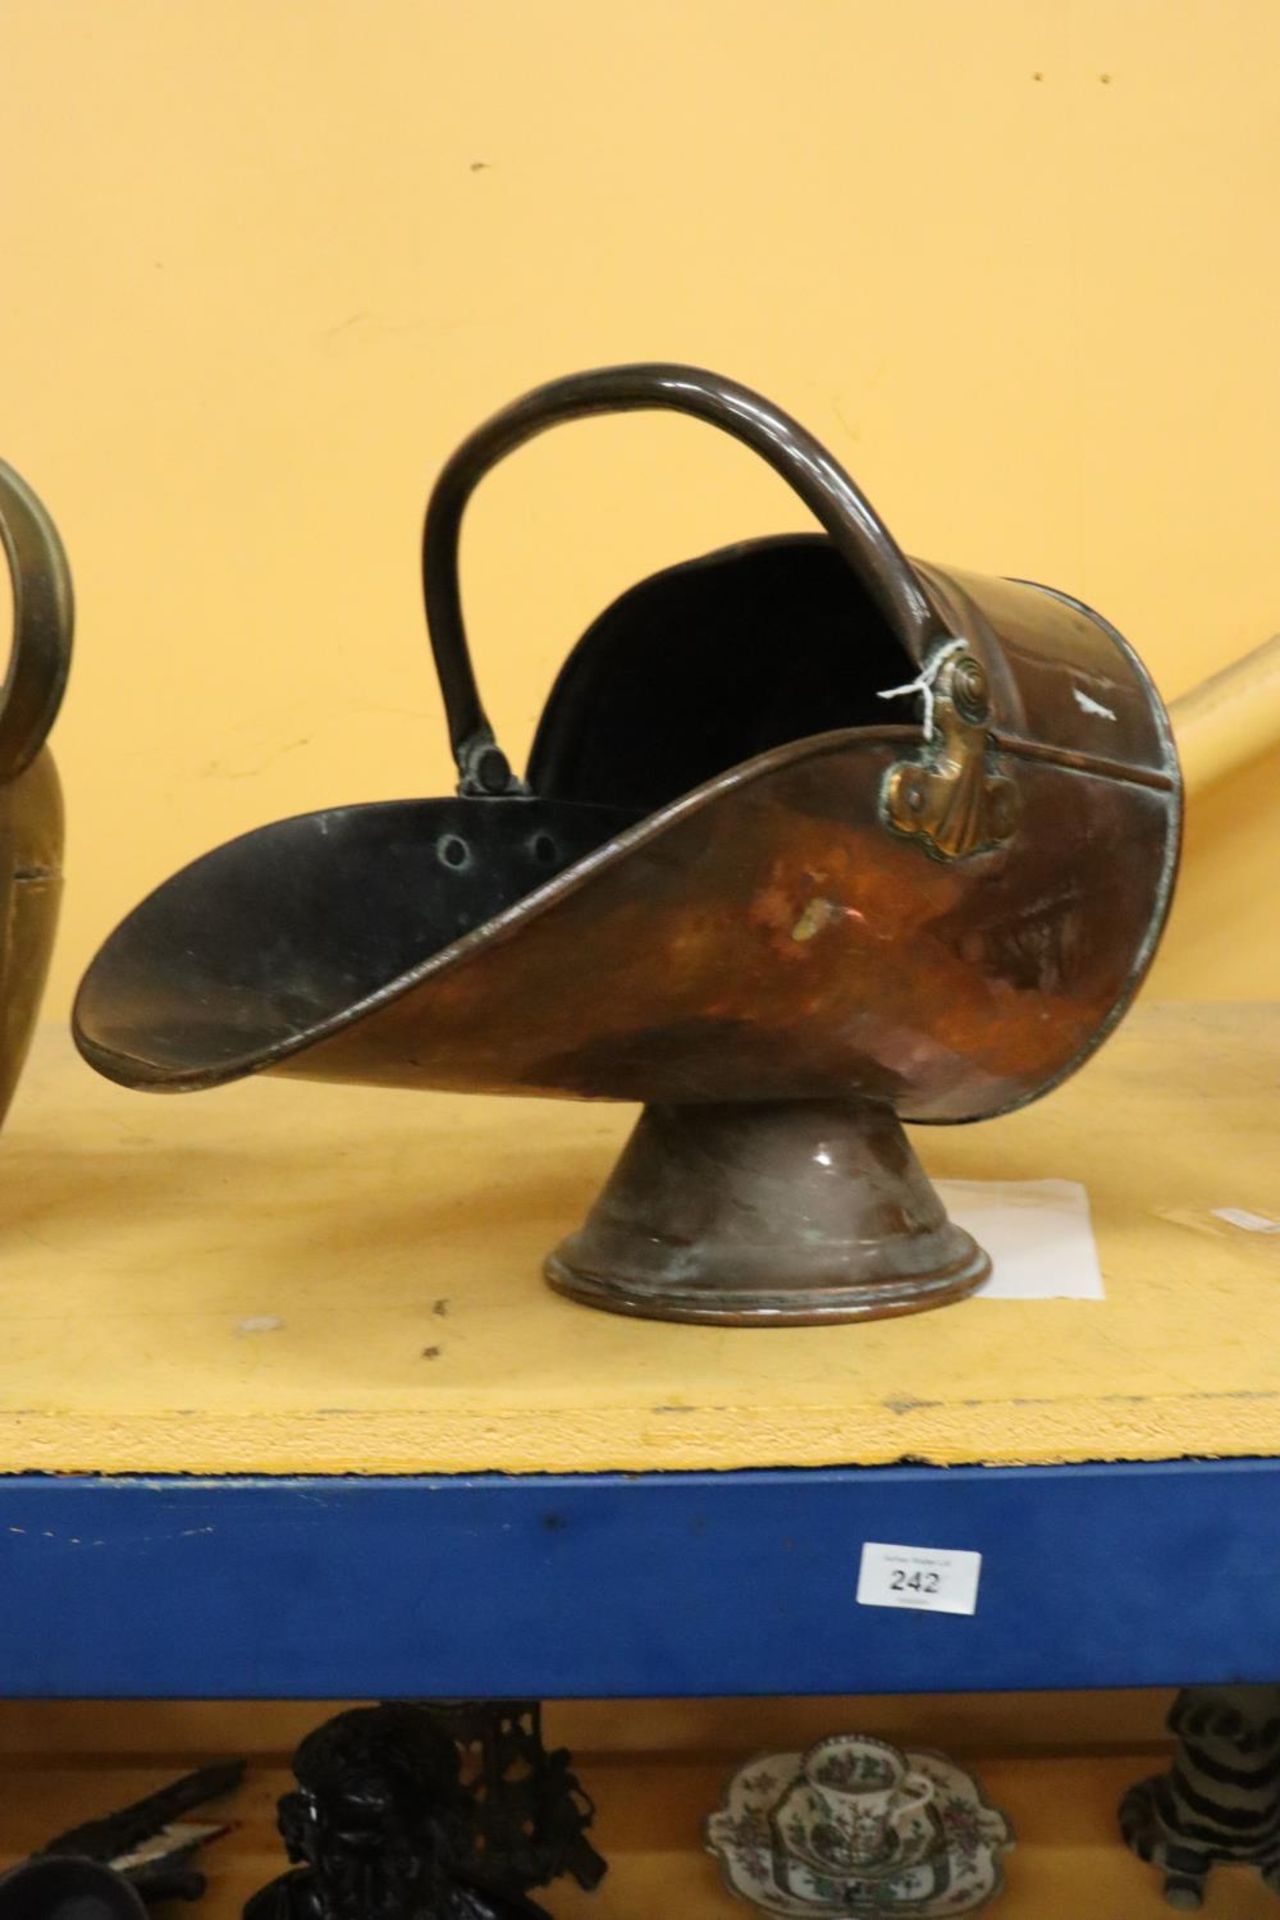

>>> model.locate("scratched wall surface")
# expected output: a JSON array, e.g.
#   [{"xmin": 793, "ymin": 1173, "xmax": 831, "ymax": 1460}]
[{"xmin": 1, "ymin": 0, "xmax": 1277, "ymax": 1011}]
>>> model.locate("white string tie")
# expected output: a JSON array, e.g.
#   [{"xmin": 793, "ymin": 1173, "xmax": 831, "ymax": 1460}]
[{"xmin": 876, "ymin": 636, "xmax": 967, "ymax": 741}]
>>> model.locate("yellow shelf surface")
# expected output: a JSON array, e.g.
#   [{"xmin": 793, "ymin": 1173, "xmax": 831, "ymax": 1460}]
[
  {"xmin": 0, "ymin": 1694, "xmax": 1276, "ymax": 1919},
  {"xmin": 0, "ymin": 1003, "xmax": 1275, "ymax": 1476}
]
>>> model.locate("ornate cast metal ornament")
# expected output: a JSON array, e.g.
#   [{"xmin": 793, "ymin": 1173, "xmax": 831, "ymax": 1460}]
[
  {"xmin": 74, "ymin": 363, "xmax": 1181, "ymax": 1326},
  {"xmin": 244, "ymin": 1702, "xmax": 604, "ymax": 1920}
]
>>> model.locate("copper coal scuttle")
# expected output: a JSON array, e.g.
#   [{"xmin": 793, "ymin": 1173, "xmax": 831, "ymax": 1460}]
[{"xmin": 74, "ymin": 365, "xmax": 1181, "ymax": 1325}]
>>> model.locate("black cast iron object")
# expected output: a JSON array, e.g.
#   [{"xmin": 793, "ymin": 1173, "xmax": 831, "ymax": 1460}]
[
  {"xmin": 0, "ymin": 1861, "xmax": 149, "ymax": 1920},
  {"xmin": 244, "ymin": 1702, "xmax": 604, "ymax": 1920},
  {"xmin": 73, "ymin": 363, "xmax": 1181, "ymax": 1325},
  {"xmin": 4, "ymin": 1760, "xmax": 246, "ymax": 1915},
  {"xmin": 413, "ymin": 1702, "xmax": 605, "ymax": 1897},
  {"xmin": 0, "ymin": 460, "xmax": 73, "ymax": 1129}
]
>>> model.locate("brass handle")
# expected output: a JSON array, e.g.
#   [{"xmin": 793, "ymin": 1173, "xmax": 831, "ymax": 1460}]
[
  {"xmin": 420, "ymin": 363, "xmax": 949, "ymax": 794},
  {"xmin": 0, "ymin": 459, "xmax": 74, "ymax": 783}
]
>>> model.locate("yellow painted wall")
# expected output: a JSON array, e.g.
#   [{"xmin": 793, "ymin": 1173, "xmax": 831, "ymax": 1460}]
[{"xmin": 2, "ymin": 0, "xmax": 1277, "ymax": 1012}]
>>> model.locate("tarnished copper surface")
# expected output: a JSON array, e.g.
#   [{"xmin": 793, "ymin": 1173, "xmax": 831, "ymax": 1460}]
[
  {"xmin": 74, "ymin": 711, "xmax": 1177, "ymax": 1127},
  {"xmin": 294, "ymin": 736, "xmax": 1176, "ymax": 1119}
]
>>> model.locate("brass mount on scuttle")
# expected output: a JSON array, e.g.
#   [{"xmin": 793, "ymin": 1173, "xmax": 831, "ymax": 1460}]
[{"xmin": 882, "ymin": 650, "xmax": 1018, "ymax": 859}]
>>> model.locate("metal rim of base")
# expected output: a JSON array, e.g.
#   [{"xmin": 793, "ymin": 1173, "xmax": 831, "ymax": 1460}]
[{"xmin": 544, "ymin": 1237, "xmax": 991, "ymax": 1327}]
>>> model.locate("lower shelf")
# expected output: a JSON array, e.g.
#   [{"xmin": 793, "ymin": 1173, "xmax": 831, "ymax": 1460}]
[{"xmin": 0, "ymin": 1695, "xmax": 1276, "ymax": 1916}]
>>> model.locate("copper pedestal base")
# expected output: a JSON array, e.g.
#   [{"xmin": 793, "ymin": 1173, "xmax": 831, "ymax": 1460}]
[{"xmin": 545, "ymin": 1098, "xmax": 990, "ymax": 1326}]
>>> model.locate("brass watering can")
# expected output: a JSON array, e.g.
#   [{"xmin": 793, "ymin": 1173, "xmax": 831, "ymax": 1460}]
[
  {"xmin": 0, "ymin": 460, "xmax": 72, "ymax": 1126},
  {"xmin": 74, "ymin": 366, "xmax": 1180, "ymax": 1323}
]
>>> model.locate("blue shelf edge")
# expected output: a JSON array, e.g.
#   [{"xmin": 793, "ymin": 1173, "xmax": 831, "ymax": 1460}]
[{"xmin": 0, "ymin": 1458, "xmax": 1273, "ymax": 1699}]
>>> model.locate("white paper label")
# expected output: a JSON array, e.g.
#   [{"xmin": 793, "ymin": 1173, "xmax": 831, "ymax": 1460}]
[
  {"xmin": 1213, "ymin": 1207, "xmax": 1280, "ymax": 1235},
  {"xmin": 940, "ymin": 1178, "xmax": 1104, "ymax": 1299},
  {"xmin": 856, "ymin": 1541, "xmax": 982, "ymax": 1616}
]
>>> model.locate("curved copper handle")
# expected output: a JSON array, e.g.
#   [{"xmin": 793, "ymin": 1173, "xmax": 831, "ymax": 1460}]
[
  {"xmin": 0, "ymin": 459, "xmax": 73, "ymax": 783},
  {"xmin": 421, "ymin": 362, "xmax": 947, "ymax": 794}
]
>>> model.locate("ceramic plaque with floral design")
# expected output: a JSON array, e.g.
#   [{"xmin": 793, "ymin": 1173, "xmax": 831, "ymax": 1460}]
[{"xmin": 705, "ymin": 1733, "xmax": 1013, "ymax": 1918}]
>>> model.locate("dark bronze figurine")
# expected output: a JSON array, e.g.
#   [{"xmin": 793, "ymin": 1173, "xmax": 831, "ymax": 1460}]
[
  {"xmin": 74, "ymin": 364, "xmax": 1180, "ymax": 1323},
  {"xmin": 245, "ymin": 1702, "xmax": 604, "ymax": 1920},
  {"xmin": 0, "ymin": 459, "xmax": 73, "ymax": 1127}
]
